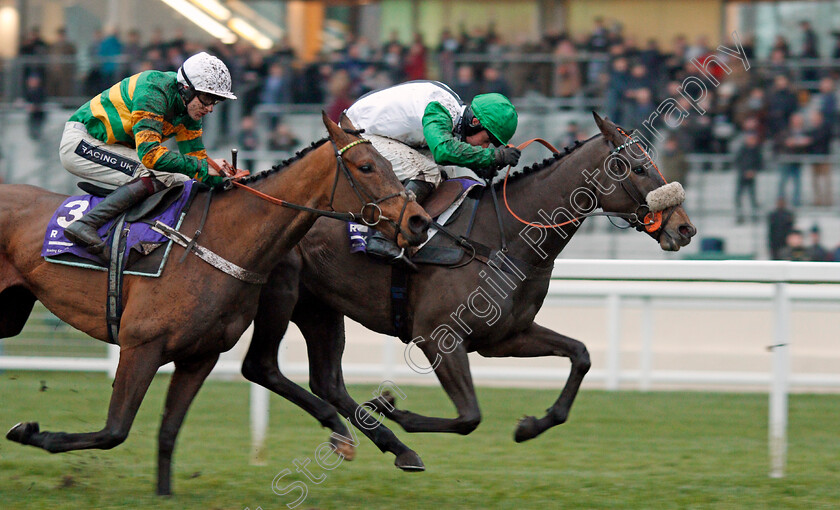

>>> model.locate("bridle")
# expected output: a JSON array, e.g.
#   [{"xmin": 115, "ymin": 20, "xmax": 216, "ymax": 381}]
[
  {"xmin": 500, "ymin": 131, "xmax": 676, "ymax": 239},
  {"xmin": 231, "ymin": 137, "xmax": 416, "ymax": 241}
]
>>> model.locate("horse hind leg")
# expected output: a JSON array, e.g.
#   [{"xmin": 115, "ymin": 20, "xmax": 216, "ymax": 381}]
[
  {"xmin": 242, "ymin": 264, "xmax": 354, "ymax": 458},
  {"xmin": 478, "ymin": 322, "xmax": 591, "ymax": 442},
  {"xmin": 6, "ymin": 340, "xmax": 162, "ymax": 454},
  {"xmin": 364, "ymin": 338, "xmax": 483, "ymax": 436},
  {"xmin": 0, "ymin": 286, "xmax": 36, "ymax": 338},
  {"xmin": 292, "ymin": 290, "xmax": 424, "ymax": 471},
  {"xmin": 157, "ymin": 354, "xmax": 219, "ymax": 496}
]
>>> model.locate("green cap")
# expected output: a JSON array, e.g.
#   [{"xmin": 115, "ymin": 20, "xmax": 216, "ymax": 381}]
[{"xmin": 470, "ymin": 93, "xmax": 518, "ymax": 145}]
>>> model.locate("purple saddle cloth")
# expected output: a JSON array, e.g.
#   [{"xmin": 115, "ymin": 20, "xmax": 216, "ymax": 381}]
[{"xmin": 42, "ymin": 180, "xmax": 195, "ymax": 265}]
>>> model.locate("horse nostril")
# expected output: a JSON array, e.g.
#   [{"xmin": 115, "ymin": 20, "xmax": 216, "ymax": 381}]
[
  {"xmin": 408, "ymin": 215, "xmax": 430, "ymax": 235},
  {"xmin": 679, "ymin": 224, "xmax": 696, "ymax": 238}
]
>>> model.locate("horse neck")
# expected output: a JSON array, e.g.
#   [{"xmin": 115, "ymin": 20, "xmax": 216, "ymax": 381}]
[
  {"xmin": 491, "ymin": 141, "xmax": 605, "ymax": 269},
  {"xmin": 217, "ymin": 141, "xmax": 337, "ymax": 272}
]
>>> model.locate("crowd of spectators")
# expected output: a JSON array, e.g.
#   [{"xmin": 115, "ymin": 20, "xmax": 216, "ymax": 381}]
[{"xmin": 9, "ymin": 17, "xmax": 840, "ymax": 260}]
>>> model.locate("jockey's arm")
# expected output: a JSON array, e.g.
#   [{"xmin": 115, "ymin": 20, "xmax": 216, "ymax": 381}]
[
  {"xmin": 131, "ymin": 78, "xmax": 224, "ymax": 186},
  {"xmin": 422, "ymin": 101, "xmax": 497, "ymax": 172}
]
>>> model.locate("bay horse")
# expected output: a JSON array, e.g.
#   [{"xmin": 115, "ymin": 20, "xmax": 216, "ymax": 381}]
[
  {"xmin": 241, "ymin": 113, "xmax": 697, "ymax": 469},
  {"xmin": 0, "ymin": 113, "xmax": 430, "ymax": 495}
]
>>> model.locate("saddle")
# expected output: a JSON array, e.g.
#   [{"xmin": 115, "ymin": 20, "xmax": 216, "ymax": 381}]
[{"xmin": 42, "ymin": 181, "xmax": 198, "ymax": 275}]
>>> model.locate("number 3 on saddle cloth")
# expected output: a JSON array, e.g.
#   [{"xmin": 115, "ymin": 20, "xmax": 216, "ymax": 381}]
[
  {"xmin": 348, "ymin": 176, "xmax": 485, "ymax": 266},
  {"xmin": 42, "ymin": 180, "xmax": 198, "ymax": 276}
]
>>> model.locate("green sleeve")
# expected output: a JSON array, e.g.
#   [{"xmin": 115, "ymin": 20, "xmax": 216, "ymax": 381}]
[
  {"xmin": 422, "ymin": 101, "xmax": 496, "ymax": 170},
  {"xmin": 131, "ymin": 74, "xmax": 210, "ymax": 179}
]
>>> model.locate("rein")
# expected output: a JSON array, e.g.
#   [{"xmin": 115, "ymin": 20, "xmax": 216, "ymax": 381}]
[
  {"xmin": 231, "ymin": 138, "xmax": 413, "ymax": 234},
  {"xmin": 500, "ymin": 138, "xmax": 642, "ymax": 229}
]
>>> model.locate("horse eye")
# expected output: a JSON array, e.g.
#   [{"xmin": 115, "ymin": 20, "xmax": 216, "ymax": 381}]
[
  {"xmin": 633, "ymin": 166, "xmax": 646, "ymax": 175},
  {"xmin": 358, "ymin": 164, "xmax": 373, "ymax": 174}
]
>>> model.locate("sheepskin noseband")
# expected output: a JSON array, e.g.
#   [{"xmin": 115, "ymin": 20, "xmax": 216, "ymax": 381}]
[{"xmin": 645, "ymin": 182, "xmax": 685, "ymax": 212}]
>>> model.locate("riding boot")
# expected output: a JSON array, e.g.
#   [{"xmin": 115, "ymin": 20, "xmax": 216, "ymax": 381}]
[
  {"xmin": 64, "ymin": 177, "xmax": 159, "ymax": 258},
  {"xmin": 366, "ymin": 179, "xmax": 435, "ymax": 263}
]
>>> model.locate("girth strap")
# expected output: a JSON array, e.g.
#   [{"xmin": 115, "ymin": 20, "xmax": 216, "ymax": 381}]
[
  {"xmin": 152, "ymin": 221, "xmax": 269, "ymax": 284},
  {"xmin": 106, "ymin": 216, "xmax": 129, "ymax": 345}
]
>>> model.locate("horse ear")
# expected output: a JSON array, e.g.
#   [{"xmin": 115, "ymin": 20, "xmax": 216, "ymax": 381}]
[
  {"xmin": 322, "ymin": 111, "xmax": 345, "ymax": 142},
  {"xmin": 592, "ymin": 111, "xmax": 620, "ymax": 144}
]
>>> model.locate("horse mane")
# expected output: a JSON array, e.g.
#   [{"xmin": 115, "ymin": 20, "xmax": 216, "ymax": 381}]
[
  {"xmin": 492, "ymin": 134, "xmax": 599, "ymax": 189},
  {"xmin": 220, "ymin": 138, "xmax": 330, "ymax": 189}
]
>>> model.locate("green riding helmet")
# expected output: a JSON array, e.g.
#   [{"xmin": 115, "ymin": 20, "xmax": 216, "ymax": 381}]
[{"xmin": 470, "ymin": 93, "xmax": 518, "ymax": 145}]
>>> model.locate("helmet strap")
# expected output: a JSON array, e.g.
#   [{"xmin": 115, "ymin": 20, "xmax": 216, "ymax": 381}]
[
  {"xmin": 178, "ymin": 65, "xmax": 197, "ymax": 105},
  {"xmin": 458, "ymin": 105, "xmax": 484, "ymax": 141}
]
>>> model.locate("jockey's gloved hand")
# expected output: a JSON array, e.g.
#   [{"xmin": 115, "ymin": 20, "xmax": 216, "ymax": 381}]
[{"xmin": 494, "ymin": 146, "xmax": 521, "ymax": 168}]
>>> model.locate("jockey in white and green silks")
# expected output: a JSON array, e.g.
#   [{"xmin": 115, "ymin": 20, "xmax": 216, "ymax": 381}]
[{"xmin": 344, "ymin": 80, "xmax": 521, "ymax": 263}]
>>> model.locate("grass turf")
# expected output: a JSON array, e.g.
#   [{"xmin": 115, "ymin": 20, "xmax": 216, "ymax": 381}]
[{"xmin": 0, "ymin": 371, "xmax": 838, "ymax": 509}]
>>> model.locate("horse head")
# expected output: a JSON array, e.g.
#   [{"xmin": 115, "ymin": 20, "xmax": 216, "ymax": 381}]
[
  {"xmin": 322, "ymin": 113, "xmax": 430, "ymax": 248},
  {"xmin": 591, "ymin": 112, "xmax": 696, "ymax": 251}
]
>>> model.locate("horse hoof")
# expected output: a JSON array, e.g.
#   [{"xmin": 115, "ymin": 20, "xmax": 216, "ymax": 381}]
[
  {"xmin": 394, "ymin": 450, "xmax": 425, "ymax": 472},
  {"xmin": 6, "ymin": 422, "xmax": 39, "ymax": 445},
  {"xmin": 514, "ymin": 416, "xmax": 541, "ymax": 443},
  {"xmin": 330, "ymin": 434, "xmax": 356, "ymax": 461}
]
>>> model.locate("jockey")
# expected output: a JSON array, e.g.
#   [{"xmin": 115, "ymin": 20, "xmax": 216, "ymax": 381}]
[
  {"xmin": 60, "ymin": 51, "xmax": 244, "ymax": 258},
  {"xmin": 344, "ymin": 80, "xmax": 521, "ymax": 263}
]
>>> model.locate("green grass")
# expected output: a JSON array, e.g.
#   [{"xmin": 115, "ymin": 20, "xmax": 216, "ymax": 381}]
[{"xmin": 0, "ymin": 371, "xmax": 838, "ymax": 509}]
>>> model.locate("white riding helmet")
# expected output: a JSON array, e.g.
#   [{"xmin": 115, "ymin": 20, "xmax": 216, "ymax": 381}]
[{"xmin": 177, "ymin": 52, "xmax": 237, "ymax": 100}]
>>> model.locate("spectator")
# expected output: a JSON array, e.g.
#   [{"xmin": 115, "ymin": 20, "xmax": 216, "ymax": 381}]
[
  {"xmin": 121, "ymin": 29, "xmax": 144, "ymax": 75},
  {"xmin": 604, "ymin": 56, "xmax": 630, "ymax": 124},
  {"xmin": 799, "ymin": 20, "xmax": 820, "ymax": 82},
  {"xmin": 557, "ymin": 121, "xmax": 585, "ymax": 149},
  {"xmin": 768, "ymin": 197, "xmax": 795, "ymax": 260},
  {"xmin": 807, "ymin": 109, "xmax": 832, "ymax": 206},
  {"xmin": 268, "ymin": 122, "xmax": 300, "ymax": 152},
  {"xmin": 660, "ymin": 136, "xmax": 689, "ymax": 185},
  {"xmin": 812, "ymin": 77, "xmax": 838, "ymax": 132},
  {"xmin": 98, "ymin": 27, "xmax": 124, "ymax": 85},
  {"xmin": 259, "ymin": 62, "xmax": 293, "ymax": 106},
  {"xmin": 403, "ymin": 35, "xmax": 428, "ymax": 81},
  {"xmin": 775, "ymin": 112, "xmax": 810, "ymax": 207},
  {"xmin": 552, "ymin": 39, "xmax": 582, "ymax": 100},
  {"xmin": 780, "ymin": 230, "xmax": 809, "ymax": 261},
  {"xmin": 733, "ymin": 87, "xmax": 767, "ymax": 138},
  {"xmin": 481, "ymin": 65, "xmax": 512, "ymax": 98},
  {"xmin": 46, "ymin": 27, "xmax": 77, "ymax": 98},
  {"xmin": 23, "ymin": 74, "xmax": 46, "ymax": 140},
  {"xmin": 806, "ymin": 224, "xmax": 830, "ymax": 261},
  {"xmin": 733, "ymin": 131, "xmax": 763, "ymax": 224},
  {"xmin": 625, "ymin": 87, "xmax": 655, "ymax": 129},
  {"xmin": 767, "ymin": 75, "xmax": 799, "ymax": 135},
  {"xmin": 325, "ymin": 69, "xmax": 353, "ymax": 122},
  {"xmin": 237, "ymin": 115, "xmax": 259, "ymax": 171},
  {"xmin": 452, "ymin": 64, "xmax": 482, "ymax": 103},
  {"xmin": 20, "ymin": 26, "xmax": 48, "ymax": 82}
]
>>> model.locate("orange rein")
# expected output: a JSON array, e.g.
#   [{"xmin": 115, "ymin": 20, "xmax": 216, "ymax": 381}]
[{"xmin": 502, "ymin": 131, "xmax": 667, "ymax": 232}]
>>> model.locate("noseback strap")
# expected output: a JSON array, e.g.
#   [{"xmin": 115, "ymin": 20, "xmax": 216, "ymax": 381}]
[{"xmin": 645, "ymin": 181, "xmax": 685, "ymax": 212}]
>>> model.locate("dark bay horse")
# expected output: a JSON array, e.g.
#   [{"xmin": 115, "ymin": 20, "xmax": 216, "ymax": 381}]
[
  {"xmin": 0, "ymin": 113, "xmax": 430, "ymax": 495},
  {"xmin": 241, "ymin": 113, "xmax": 697, "ymax": 469}
]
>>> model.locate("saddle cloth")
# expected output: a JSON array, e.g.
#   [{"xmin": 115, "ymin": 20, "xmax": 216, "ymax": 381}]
[
  {"xmin": 348, "ymin": 177, "xmax": 483, "ymax": 255},
  {"xmin": 42, "ymin": 180, "xmax": 197, "ymax": 276}
]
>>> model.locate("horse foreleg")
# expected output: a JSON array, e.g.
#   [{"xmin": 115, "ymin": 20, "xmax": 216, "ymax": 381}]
[
  {"xmin": 477, "ymin": 322, "xmax": 591, "ymax": 442},
  {"xmin": 293, "ymin": 292, "xmax": 424, "ymax": 471},
  {"xmin": 241, "ymin": 260, "xmax": 354, "ymax": 458},
  {"xmin": 366, "ymin": 340, "xmax": 482, "ymax": 436},
  {"xmin": 6, "ymin": 341, "xmax": 162, "ymax": 453},
  {"xmin": 157, "ymin": 354, "xmax": 219, "ymax": 496}
]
